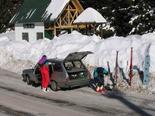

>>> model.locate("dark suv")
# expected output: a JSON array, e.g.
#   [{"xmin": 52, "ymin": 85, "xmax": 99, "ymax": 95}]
[{"xmin": 22, "ymin": 51, "xmax": 92, "ymax": 91}]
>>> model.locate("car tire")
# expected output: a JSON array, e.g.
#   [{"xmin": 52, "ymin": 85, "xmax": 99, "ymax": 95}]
[
  {"xmin": 26, "ymin": 75, "xmax": 31, "ymax": 85},
  {"xmin": 22, "ymin": 75, "xmax": 27, "ymax": 82},
  {"xmin": 50, "ymin": 81, "xmax": 58, "ymax": 91}
]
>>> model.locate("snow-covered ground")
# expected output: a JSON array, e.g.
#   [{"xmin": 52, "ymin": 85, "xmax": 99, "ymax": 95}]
[
  {"xmin": 0, "ymin": 31, "xmax": 155, "ymax": 93},
  {"xmin": 1, "ymin": 68, "xmax": 155, "ymax": 116}
]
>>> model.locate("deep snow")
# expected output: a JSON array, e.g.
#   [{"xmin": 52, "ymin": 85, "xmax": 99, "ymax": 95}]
[{"xmin": 0, "ymin": 31, "xmax": 155, "ymax": 93}]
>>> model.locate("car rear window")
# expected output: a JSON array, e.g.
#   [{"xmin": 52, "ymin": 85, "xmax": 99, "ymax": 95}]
[{"xmin": 64, "ymin": 61, "xmax": 84, "ymax": 70}]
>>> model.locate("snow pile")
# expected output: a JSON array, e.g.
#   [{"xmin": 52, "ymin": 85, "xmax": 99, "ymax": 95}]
[{"xmin": 0, "ymin": 31, "xmax": 155, "ymax": 93}]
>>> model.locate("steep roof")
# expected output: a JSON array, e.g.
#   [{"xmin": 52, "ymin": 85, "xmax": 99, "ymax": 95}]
[
  {"xmin": 10, "ymin": 0, "xmax": 69, "ymax": 24},
  {"xmin": 74, "ymin": 7, "xmax": 107, "ymax": 24}
]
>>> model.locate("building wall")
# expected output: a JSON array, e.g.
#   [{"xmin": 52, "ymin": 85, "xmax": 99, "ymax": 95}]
[{"xmin": 15, "ymin": 22, "xmax": 44, "ymax": 42}]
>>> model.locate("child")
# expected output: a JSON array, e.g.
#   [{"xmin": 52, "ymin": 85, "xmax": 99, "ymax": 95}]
[{"xmin": 89, "ymin": 67, "xmax": 108, "ymax": 93}]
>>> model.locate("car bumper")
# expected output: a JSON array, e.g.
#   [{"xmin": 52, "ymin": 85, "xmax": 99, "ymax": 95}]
[{"xmin": 61, "ymin": 78, "xmax": 90, "ymax": 88}]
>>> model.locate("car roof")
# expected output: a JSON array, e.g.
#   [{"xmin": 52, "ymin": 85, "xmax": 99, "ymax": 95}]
[
  {"xmin": 47, "ymin": 58, "xmax": 63, "ymax": 62},
  {"xmin": 47, "ymin": 58, "xmax": 81, "ymax": 63}
]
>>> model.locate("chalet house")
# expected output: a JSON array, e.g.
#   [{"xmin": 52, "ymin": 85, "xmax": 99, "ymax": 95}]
[{"xmin": 10, "ymin": 0, "xmax": 106, "ymax": 42}]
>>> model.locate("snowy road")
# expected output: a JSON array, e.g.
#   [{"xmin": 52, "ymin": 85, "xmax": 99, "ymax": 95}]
[{"xmin": 0, "ymin": 69, "xmax": 155, "ymax": 116}]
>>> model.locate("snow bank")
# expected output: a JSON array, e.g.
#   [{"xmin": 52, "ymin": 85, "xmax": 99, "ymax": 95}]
[
  {"xmin": 1, "ymin": 31, "xmax": 155, "ymax": 73},
  {"xmin": 0, "ymin": 31, "xmax": 155, "ymax": 93}
]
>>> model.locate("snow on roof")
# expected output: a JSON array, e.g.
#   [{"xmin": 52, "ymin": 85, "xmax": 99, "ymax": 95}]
[
  {"xmin": 10, "ymin": 0, "xmax": 70, "ymax": 23},
  {"xmin": 74, "ymin": 7, "xmax": 107, "ymax": 24},
  {"xmin": 43, "ymin": 0, "xmax": 70, "ymax": 21}
]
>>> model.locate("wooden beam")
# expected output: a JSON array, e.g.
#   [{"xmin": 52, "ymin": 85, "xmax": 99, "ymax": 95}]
[
  {"xmin": 46, "ymin": 24, "xmax": 87, "ymax": 30},
  {"xmin": 71, "ymin": 0, "xmax": 84, "ymax": 12},
  {"xmin": 66, "ymin": 9, "xmax": 77, "ymax": 11},
  {"xmin": 70, "ymin": 10, "xmax": 78, "ymax": 23},
  {"xmin": 67, "ymin": 5, "xmax": 70, "ymax": 25}
]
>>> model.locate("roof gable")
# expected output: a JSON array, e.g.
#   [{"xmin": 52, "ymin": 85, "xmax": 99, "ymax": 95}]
[{"xmin": 10, "ymin": 0, "xmax": 70, "ymax": 24}]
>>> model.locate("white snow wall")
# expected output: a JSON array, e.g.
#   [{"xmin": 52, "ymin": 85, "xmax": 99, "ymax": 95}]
[{"xmin": 0, "ymin": 31, "xmax": 155, "ymax": 75}]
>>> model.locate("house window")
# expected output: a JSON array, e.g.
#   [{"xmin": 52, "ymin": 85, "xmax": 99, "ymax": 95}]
[
  {"xmin": 37, "ymin": 32, "xmax": 43, "ymax": 40},
  {"xmin": 22, "ymin": 33, "xmax": 29, "ymax": 41},
  {"xmin": 23, "ymin": 24, "xmax": 35, "ymax": 28}
]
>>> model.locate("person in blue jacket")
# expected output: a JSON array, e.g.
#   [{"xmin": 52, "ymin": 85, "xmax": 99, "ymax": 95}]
[{"xmin": 89, "ymin": 67, "xmax": 108, "ymax": 92}]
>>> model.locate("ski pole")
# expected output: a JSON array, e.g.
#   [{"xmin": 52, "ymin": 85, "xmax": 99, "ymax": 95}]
[
  {"xmin": 129, "ymin": 47, "xmax": 133, "ymax": 86},
  {"xmin": 115, "ymin": 51, "xmax": 119, "ymax": 85},
  {"xmin": 107, "ymin": 61, "xmax": 110, "ymax": 73},
  {"xmin": 107, "ymin": 61, "xmax": 114, "ymax": 84}
]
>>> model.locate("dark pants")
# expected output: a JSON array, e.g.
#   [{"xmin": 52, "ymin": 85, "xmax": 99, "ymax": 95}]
[{"xmin": 89, "ymin": 78, "xmax": 104, "ymax": 91}]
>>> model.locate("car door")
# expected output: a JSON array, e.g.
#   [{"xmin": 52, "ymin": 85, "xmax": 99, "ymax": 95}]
[
  {"xmin": 51, "ymin": 62, "xmax": 66, "ymax": 85},
  {"xmin": 33, "ymin": 66, "xmax": 41, "ymax": 83}
]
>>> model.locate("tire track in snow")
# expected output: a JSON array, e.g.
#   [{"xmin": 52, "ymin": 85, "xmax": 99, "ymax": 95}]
[
  {"xmin": 0, "ymin": 85, "xmax": 125, "ymax": 116},
  {"xmin": 0, "ymin": 105, "xmax": 36, "ymax": 116}
]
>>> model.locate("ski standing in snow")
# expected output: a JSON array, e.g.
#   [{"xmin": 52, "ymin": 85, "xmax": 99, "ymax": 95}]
[
  {"xmin": 143, "ymin": 43, "xmax": 151, "ymax": 86},
  {"xmin": 129, "ymin": 47, "xmax": 133, "ymax": 86}
]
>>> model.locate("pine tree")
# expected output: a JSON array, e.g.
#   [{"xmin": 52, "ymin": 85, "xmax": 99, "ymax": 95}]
[
  {"xmin": 0, "ymin": 0, "xmax": 23, "ymax": 33},
  {"xmin": 130, "ymin": 0, "xmax": 155, "ymax": 34},
  {"xmin": 81, "ymin": 0, "xmax": 155, "ymax": 37}
]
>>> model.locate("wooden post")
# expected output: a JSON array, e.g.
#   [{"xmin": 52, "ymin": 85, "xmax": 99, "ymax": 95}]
[
  {"xmin": 70, "ymin": 27, "xmax": 73, "ymax": 33},
  {"xmin": 88, "ymin": 24, "xmax": 91, "ymax": 36},
  {"xmin": 93, "ymin": 24, "xmax": 96, "ymax": 34},
  {"xmin": 77, "ymin": 24, "xmax": 79, "ymax": 31},
  {"xmin": 54, "ymin": 23, "xmax": 56, "ymax": 36},
  {"xmin": 86, "ymin": 24, "xmax": 88, "ymax": 35}
]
